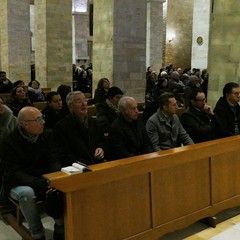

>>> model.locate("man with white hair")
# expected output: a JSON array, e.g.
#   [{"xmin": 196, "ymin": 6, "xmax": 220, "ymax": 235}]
[
  {"xmin": 0, "ymin": 106, "xmax": 64, "ymax": 240},
  {"xmin": 108, "ymin": 96, "xmax": 154, "ymax": 160},
  {"xmin": 54, "ymin": 91, "xmax": 106, "ymax": 166}
]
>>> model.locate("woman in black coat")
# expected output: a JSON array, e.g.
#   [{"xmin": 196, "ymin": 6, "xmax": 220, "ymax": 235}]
[{"xmin": 42, "ymin": 91, "xmax": 68, "ymax": 129}]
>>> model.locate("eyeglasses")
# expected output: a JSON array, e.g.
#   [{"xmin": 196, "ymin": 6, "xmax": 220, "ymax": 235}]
[{"xmin": 24, "ymin": 115, "xmax": 45, "ymax": 123}]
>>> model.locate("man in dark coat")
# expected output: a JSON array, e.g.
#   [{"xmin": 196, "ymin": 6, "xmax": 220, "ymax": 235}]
[
  {"xmin": 181, "ymin": 88, "xmax": 216, "ymax": 143},
  {"xmin": 0, "ymin": 106, "xmax": 63, "ymax": 240},
  {"xmin": 214, "ymin": 82, "xmax": 240, "ymax": 138},
  {"xmin": 54, "ymin": 91, "xmax": 106, "ymax": 166},
  {"xmin": 108, "ymin": 96, "xmax": 154, "ymax": 160}
]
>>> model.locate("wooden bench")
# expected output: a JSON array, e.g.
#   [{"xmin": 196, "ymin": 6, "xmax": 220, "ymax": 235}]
[
  {"xmin": 2, "ymin": 198, "xmax": 44, "ymax": 240},
  {"xmin": 33, "ymin": 101, "xmax": 47, "ymax": 111},
  {"xmin": 0, "ymin": 93, "xmax": 11, "ymax": 102},
  {"xmin": 44, "ymin": 135, "xmax": 240, "ymax": 240}
]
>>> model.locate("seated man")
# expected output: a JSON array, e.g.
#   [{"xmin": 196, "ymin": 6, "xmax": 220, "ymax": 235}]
[
  {"xmin": 0, "ymin": 106, "xmax": 64, "ymax": 240},
  {"xmin": 146, "ymin": 92, "xmax": 193, "ymax": 151},
  {"xmin": 214, "ymin": 82, "xmax": 240, "ymax": 138},
  {"xmin": 108, "ymin": 96, "xmax": 154, "ymax": 160},
  {"xmin": 180, "ymin": 88, "xmax": 216, "ymax": 143},
  {"xmin": 54, "ymin": 91, "xmax": 106, "ymax": 166}
]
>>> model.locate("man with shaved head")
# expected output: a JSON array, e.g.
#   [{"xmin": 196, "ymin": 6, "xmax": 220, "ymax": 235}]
[{"xmin": 0, "ymin": 106, "xmax": 64, "ymax": 240}]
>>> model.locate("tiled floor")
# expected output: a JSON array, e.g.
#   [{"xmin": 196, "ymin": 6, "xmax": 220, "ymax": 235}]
[
  {"xmin": 1, "ymin": 207, "xmax": 240, "ymax": 240},
  {"xmin": 160, "ymin": 207, "xmax": 240, "ymax": 240},
  {"xmin": 0, "ymin": 213, "xmax": 54, "ymax": 240}
]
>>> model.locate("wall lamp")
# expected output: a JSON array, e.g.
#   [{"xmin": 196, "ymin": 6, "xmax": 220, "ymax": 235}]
[{"xmin": 168, "ymin": 34, "xmax": 175, "ymax": 43}]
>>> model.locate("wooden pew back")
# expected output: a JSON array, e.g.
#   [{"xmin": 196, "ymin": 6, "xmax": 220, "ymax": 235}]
[{"xmin": 44, "ymin": 136, "xmax": 240, "ymax": 240}]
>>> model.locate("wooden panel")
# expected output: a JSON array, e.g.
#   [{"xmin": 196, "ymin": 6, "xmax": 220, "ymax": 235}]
[
  {"xmin": 87, "ymin": 105, "xmax": 96, "ymax": 117},
  {"xmin": 64, "ymin": 174, "xmax": 152, "ymax": 240},
  {"xmin": 33, "ymin": 101, "xmax": 47, "ymax": 110},
  {"xmin": 152, "ymin": 158, "xmax": 210, "ymax": 226},
  {"xmin": 44, "ymin": 136, "xmax": 240, "ymax": 240},
  {"xmin": 212, "ymin": 151, "xmax": 240, "ymax": 204},
  {"xmin": 0, "ymin": 93, "xmax": 11, "ymax": 102}
]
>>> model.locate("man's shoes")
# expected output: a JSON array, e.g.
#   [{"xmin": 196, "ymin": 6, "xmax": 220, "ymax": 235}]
[{"xmin": 53, "ymin": 231, "xmax": 65, "ymax": 240}]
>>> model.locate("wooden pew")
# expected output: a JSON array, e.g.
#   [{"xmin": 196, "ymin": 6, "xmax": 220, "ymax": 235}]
[
  {"xmin": 0, "ymin": 93, "xmax": 11, "ymax": 102},
  {"xmin": 44, "ymin": 135, "xmax": 240, "ymax": 240},
  {"xmin": 33, "ymin": 101, "xmax": 47, "ymax": 111}
]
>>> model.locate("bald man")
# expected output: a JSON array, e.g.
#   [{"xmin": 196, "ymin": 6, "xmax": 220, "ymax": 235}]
[{"xmin": 0, "ymin": 107, "xmax": 64, "ymax": 240}]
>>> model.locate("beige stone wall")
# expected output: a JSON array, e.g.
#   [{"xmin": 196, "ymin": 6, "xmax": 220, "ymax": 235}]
[
  {"xmin": 146, "ymin": 0, "xmax": 164, "ymax": 72},
  {"xmin": 0, "ymin": 0, "xmax": 31, "ymax": 82},
  {"xmin": 208, "ymin": 0, "xmax": 240, "ymax": 107},
  {"xmin": 34, "ymin": 0, "xmax": 72, "ymax": 89},
  {"xmin": 92, "ymin": 0, "xmax": 114, "ymax": 92},
  {"xmin": 164, "ymin": 0, "xmax": 193, "ymax": 69}
]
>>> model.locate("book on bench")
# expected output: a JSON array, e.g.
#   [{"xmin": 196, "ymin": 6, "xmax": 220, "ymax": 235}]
[{"xmin": 61, "ymin": 162, "xmax": 92, "ymax": 175}]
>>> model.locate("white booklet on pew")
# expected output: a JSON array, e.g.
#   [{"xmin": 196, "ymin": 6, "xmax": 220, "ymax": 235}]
[{"xmin": 61, "ymin": 162, "xmax": 92, "ymax": 175}]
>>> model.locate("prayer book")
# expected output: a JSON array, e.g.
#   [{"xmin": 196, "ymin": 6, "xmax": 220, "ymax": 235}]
[{"xmin": 61, "ymin": 162, "xmax": 91, "ymax": 175}]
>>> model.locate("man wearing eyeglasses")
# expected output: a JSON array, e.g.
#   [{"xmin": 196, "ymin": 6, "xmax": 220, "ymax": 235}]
[
  {"xmin": 213, "ymin": 82, "xmax": 240, "ymax": 138},
  {"xmin": 54, "ymin": 91, "xmax": 106, "ymax": 167},
  {"xmin": 0, "ymin": 106, "xmax": 64, "ymax": 240},
  {"xmin": 180, "ymin": 88, "xmax": 216, "ymax": 143}
]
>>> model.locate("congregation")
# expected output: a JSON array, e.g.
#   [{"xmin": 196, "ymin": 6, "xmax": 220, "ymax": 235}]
[{"xmin": 1, "ymin": 63, "xmax": 240, "ymax": 240}]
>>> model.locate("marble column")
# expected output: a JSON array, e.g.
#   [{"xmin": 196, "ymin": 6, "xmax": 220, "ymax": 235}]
[
  {"xmin": 34, "ymin": 0, "xmax": 72, "ymax": 89},
  {"xmin": 92, "ymin": 0, "xmax": 147, "ymax": 102},
  {"xmin": 146, "ymin": 0, "xmax": 165, "ymax": 72},
  {"xmin": 208, "ymin": 0, "xmax": 240, "ymax": 107},
  {"xmin": 0, "ymin": 0, "xmax": 31, "ymax": 82}
]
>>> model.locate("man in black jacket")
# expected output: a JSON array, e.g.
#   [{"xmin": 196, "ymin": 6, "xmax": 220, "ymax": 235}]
[
  {"xmin": 181, "ymin": 88, "xmax": 216, "ymax": 143},
  {"xmin": 108, "ymin": 96, "xmax": 154, "ymax": 160},
  {"xmin": 54, "ymin": 91, "xmax": 106, "ymax": 166},
  {"xmin": 0, "ymin": 106, "xmax": 64, "ymax": 240},
  {"xmin": 214, "ymin": 82, "xmax": 240, "ymax": 138}
]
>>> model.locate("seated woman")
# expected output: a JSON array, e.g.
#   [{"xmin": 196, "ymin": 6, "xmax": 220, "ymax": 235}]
[
  {"xmin": 96, "ymin": 86, "xmax": 123, "ymax": 133},
  {"xmin": 57, "ymin": 84, "xmax": 71, "ymax": 112},
  {"xmin": 42, "ymin": 91, "xmax": 68, "ymax": 129},
  {"xmin": 94, "ymin": 78, "xmax": 110, "ymax": 104},
  {"xmin": 27, "ymin": 80, "xmax": 46, "ymax": 103},
  {"xmin": 7, "ymin": 86, "xmax": 32, "ymax": 116},
  {"xmin": 0, "ymin": 96, "xmax": 18, "ymax": 144}
]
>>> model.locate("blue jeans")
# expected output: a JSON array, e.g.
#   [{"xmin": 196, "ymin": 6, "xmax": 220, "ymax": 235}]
[{"xmin": 10, "ymin": 186, "xmax": 45, "ymax": 239}]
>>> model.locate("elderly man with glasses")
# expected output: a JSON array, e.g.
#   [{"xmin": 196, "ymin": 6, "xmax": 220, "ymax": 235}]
[
  {"xmin": 0, "ymin": 106, "xmax": 64, "ymax": 240},
  {"xmin": 54, "ymin": 91, "xmax": 106, "ymax": 167}
]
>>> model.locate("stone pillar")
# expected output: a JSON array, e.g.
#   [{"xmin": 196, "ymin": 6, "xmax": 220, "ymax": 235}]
[
  {"xmin": 164, "ymin": 0, "xmax": 193, "ymax": 69},
  {"xmin": 0, "ymin": 0, "xmax": 31, "ymax": 82},
  {"xmin": 93, "ymin": 0, "xmax": 147, "ymax": 102},
  {"xmin": 191, "ymin": 0, "xmax": 211, "ymax": 70},
  {"xmin": 34, "ymin": 0, "xmax": 72, "ymax": 89},
  {"xmin": 146, "ymin": 0, "xmax": 165, "ymax": 72},
  {"xmin": 208, "ymin": 0, "xmax": 240, "ymax": 107},
  {"xmin": 74, "ymin": 13, "xmax": 90, "ymax": 64}
]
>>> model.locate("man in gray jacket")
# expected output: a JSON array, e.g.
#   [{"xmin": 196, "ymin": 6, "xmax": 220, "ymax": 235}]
[{"xmin": 146, "ymin": 92, "xmax": 193, "ymax": 151}]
